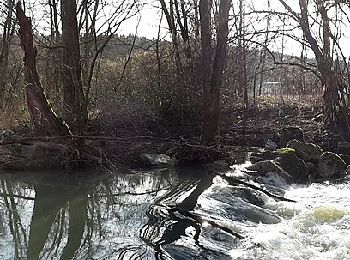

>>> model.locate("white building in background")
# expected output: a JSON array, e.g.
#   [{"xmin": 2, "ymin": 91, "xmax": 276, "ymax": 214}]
[{"xmin": 262, "ymin": 81, "xmax": 282, "ymax": 96}]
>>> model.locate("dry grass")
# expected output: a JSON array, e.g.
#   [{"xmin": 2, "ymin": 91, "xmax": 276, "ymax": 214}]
[
  {"xmin": 255, "ymin": 94, "xmax": 323, "ymax": 108},
  {"xmin": 0, "ymin": 111, "xmax": 27, "ymax": 130}
]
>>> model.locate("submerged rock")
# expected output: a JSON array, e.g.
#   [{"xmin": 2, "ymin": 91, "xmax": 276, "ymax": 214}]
[
  {"xmin": 317, "ymin": 152, "xmax": 347, "ymax": 179},
  {"xmin": 287, "ymin": 139, "xmax": 323, "ymax": 162},
  {"xmin": 206, "ymin": 185, "xmax": 281, "ymax": 224},
  {"xmin": 213, "ymin": 160, "xmax": 230, "ymax": 168},
  {"xmin": 307, "ymin": 206, "xmax": 347, "ymax": 224}
]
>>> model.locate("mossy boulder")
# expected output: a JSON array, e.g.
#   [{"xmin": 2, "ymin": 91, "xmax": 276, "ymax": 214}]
[
  {"xmin": 275, "ymin": 148, "xmax": 309, "ymax": 182},
  {"xmin": 287, "ymin": 139, "xmax": 323, "ymax": 162},
  {"xmin": 277, "ymin": 147, "xmax": 295, "ymax": 155},
  {"xmin": 317, "ymin": 152, "xmax": 347, "ymax": 179}
]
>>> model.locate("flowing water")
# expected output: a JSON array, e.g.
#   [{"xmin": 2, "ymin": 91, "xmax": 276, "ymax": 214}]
[{"xmin": 0, "ymin": 163, "xmax": 349, "ymax": 260}]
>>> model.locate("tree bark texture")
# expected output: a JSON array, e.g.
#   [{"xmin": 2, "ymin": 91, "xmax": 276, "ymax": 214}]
[
  {"xmin": 61, "ymin": 0, "xmax": 86, "ymax": 133},
  {"xmin": 16, "ymin": 2, "xmax": 70, "ymax": 137},
  {"xmin": 201, "ymin": 0, "xmax": 231, "ymax": 144}
]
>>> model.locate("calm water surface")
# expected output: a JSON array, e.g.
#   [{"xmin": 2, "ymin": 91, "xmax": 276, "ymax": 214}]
[{"xmin": 0, "ymin": 165, "xmax": 349, "ymax": 260}]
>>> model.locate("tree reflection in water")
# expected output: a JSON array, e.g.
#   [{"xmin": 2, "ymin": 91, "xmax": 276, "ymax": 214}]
[
  {"xmin": 0, "ymin": 169, "xmax": 177, "ymax": 259},
  {"xmin": 138, "ymin": 170, "xmax": 213, "ymax": 259}
]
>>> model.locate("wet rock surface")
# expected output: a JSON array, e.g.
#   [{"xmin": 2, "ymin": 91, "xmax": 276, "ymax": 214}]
[
  {"xmin": 275, "ymin": 148, "xmax": 309, "ymax": 182},
  {"xmin": 140, "ymin": 153, "xmax": 177, "ymax": 166},
  {"xmin": 317, "ymin": 152, "xmax": 347, "ymax": 179},
  {"xmin": 247, "ymin": 141, "xmax": 349, "ymax": 183},
  {"xmin": 246, "ymin": 160, "xmax": 283, "ymax": 175},
  {"xmin": 287, "ymin": 139, "xmax": 323, "ymax": 162}
]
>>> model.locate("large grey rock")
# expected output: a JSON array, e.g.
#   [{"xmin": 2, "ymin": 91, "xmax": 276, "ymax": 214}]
[
  {"xmin": 246, "ymin": 160, "xmax": 292, "ymax": 180},
  {"xmin": 250, "ymin": 155, "xmax": 263, "ymax": 164},
  {"xmin": 141, "ymin": 153, "xmax": 177, "ymax": 166},
  {"xmin": 339, "ymin": 154, "xmax": 350, "ymax": 165},
  {"xmin": 247, "ymin": 160, "xmax": 283, "ymax": 174},
  {"xmin": 287, "ymin": 139, "xmax": 323, "ymax": 162},
  {"xmin": 305, "ymin": 162, "xmax": 317, "ymax": 178},
  {"xmin": 279, "ymin": 126, "xmax": 304, "ymax": 147},
  {"xmin": 318, "ymin": 152, "xmax": 347, "ymax": 179}
]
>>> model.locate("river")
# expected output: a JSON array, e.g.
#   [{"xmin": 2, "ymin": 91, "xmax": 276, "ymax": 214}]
[{"xmin": 0, "ymin": 163, "xmax": 349, "ymax": 260}]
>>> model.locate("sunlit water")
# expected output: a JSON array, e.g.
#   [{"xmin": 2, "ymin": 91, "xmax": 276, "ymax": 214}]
[
  {"xmin": 0, "ymin": 165, "xmax": 349, "ymax": 260},
  {"xmin": 230, "ymin": 181, "xmax": 350, "ymax": 260}
]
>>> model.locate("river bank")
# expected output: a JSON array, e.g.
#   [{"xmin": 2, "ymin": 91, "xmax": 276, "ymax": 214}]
[{"xmin": 0, "ymin": 98, "xmax": 346, "ymax": 172}]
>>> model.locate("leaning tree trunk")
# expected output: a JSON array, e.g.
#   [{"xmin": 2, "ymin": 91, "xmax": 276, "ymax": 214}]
[{"xmin": 15, "ymin": 2, "xmax": 70, "ymax": 137}]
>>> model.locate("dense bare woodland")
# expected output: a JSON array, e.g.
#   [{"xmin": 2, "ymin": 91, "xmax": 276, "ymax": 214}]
[{"xmin": 0, "ymin": 0, "xmax": 349, "ymax": 165}]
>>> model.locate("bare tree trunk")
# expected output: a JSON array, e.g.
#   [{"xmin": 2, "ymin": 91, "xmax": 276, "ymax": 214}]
[
  {"xmin": 44, "ymin": 0, "xmax": 62, "ymax": 108},
  {"xmin": 159, "ymin": 0, "xmax": 186, "ymax": 126},
  {"xmin": 253, "ymin": 72, "xmax": 257, "ymax": 106},
  {"xmin": 238, "ymin": 0, "xmax": 248, "ymax": 108},
  {"xmin": 199, "ymin": 0, "xmax": 212, "ymax": 142},
  {"xmin": 258, "ymin": 0, "xmax": 271, "ymax": 96},
  {"xmin": 0, "ymin": 0, "xmax": 15, "ymax": 110},
  {"xmin": 201, "ymin": 0, "xmax": 231, "ymax": 144},
  {"xmin": 61, "ymin": 0, "xmax": 86, "ymax": 133}
]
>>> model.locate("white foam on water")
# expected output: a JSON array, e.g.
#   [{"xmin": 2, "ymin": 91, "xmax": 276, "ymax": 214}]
[{"xmin": 229, "ymin": 181, "xmax": 350, "ymax": 260}]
